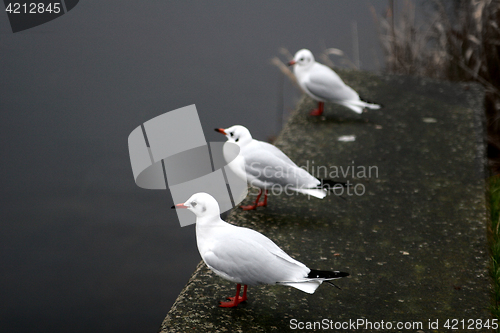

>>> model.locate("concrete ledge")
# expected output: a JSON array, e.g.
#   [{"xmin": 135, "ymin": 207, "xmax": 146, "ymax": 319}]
[{"xmin": 160, "ymin": 71, "xmax": 489, "ymax": 332}]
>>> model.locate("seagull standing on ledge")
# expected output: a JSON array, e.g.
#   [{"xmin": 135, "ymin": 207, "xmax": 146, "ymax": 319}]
[
  {"xmin": 215, "ymin": 125, "xmax": 347, "ymax": 210},
  {"xmin": 288, "ymin": 49, "xmax": 381, "ymax": 116},
  {"xmin": 173, "ymin": 192, "xmax": 349, "ymax": 308}
]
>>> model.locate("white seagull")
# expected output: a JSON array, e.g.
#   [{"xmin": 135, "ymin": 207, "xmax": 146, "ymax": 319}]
[
  {"xmin": 173, "ymin": 192, "xmax": 349, "ymax": 308},
  {"xmin": 215, "ymin": 125, "xmax": 347, "ymax": 210},
  {"xmin": 288, "ymin": 49, "xmax": 381, "ymax": 116}
]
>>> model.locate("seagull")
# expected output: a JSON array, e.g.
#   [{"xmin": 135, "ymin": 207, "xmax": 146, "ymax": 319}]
[
  {"xmin": 215, "ymin": 125, "xmax": 348, "ymax": 210},
  {"xmin": 288, "ymin": 49, "xmax": 380, "ymax": 116},
  {"xmin": 173, "ymin": 192, "xmax": 349, "ymax": 308}
]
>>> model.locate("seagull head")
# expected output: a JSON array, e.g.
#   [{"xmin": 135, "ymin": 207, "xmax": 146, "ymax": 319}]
[
  {"xmin": 214, "ymin": 125, "xmax": 252, "ymax": 147},
  {"xmin": 288, "ymin": 49, "xmax": 315, "ymax": 68},
  {"xmin": 172, "ymin": 192, "xmax": 221, "ymax": 218}
]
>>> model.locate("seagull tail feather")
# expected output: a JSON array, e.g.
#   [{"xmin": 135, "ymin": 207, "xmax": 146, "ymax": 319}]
[
  {"xmin": 278, "ymin": 270, "xmax": 349, "ymax": 294},
  {"xmin": 293, "ymin": 187, "xmax": 327, "ymax": 199}
]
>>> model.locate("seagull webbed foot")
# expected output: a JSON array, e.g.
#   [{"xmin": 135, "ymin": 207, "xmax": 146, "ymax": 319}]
[
  {"xmin": 310, "ymin": 102, "xmax": 324, "ymax": 116},
  {"xmin": 219, "ymin": 299, "xmax": 241, "ymax": 307},
  {"xmin": 219, "ymin": 284, "xmax": 247, "ymax": 308},
  {"xmin": 226, "ymin": 295, "xmax": 247, "ymax": 302},
  {"xmin": 240, "ymin": 204, "xmax": 258, "ymax": 210},
  {"xmin": 310, "ymin": 108, "xmax": 323, "ymax": 116}
]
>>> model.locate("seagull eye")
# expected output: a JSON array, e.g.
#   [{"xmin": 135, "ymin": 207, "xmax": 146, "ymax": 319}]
[
  {"xmin": 191, "ymin": 202, "xmax": 197, "ymax": 207},
  {"xmin": 300, "ymin": 57, "xmax": 304, "ymax": 61},
  {"xmin": 230, "ymin": 132, "xmax": 234, "ymax": 137}
]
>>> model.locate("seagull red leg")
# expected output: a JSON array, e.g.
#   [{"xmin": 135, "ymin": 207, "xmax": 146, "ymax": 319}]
[
  {"xmin": 241, "ymin": 285, "xmax": 248, "ymax": 301},
  {"xmin": 257, "ymin": 190, "xmax": 268, "ymax": 207},
  {"xmin": 310, "ymin": 101, "xmax": 324, "ymax": 116},
  {"xmin": 225, "ymin": 284, "xmax": 248, "ymax": 304},
  {"xmin": 240, "ymin": 189, "xmax": 263, "ymax": 210},
  {"xmin": 220, "ymin": 283, "xmax": 245, "ymax": 308}
]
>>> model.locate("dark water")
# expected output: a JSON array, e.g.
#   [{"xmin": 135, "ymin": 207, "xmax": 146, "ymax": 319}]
[{"xmin": 0, "ymin": 1, "xmax": 387, "ymax": 332}]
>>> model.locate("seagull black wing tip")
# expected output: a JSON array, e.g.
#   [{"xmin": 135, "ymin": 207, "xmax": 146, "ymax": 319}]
[
  {"xmin": 319, "ymin": 179, "xmax": 351, "ymax": 190},
  {"xmin": 308, "ymin": 269, "xmax": 350, "ymax": 279},
  {"xmin": 359, "ymin": 95, "xmax": 383, "ymax": 108}
]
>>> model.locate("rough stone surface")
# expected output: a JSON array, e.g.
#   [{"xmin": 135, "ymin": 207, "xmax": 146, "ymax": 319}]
[{"xmin": 160, "ymin": 71, "xmax": 489, "ymax": 333}]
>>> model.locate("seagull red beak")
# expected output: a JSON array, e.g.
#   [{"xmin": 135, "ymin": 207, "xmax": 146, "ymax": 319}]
[
  {"xmin": 288, "ymin": 60, "xmax": 296, "ymax": 66},
  {"xmin": 214, "ymin": 128, "xmax": 227, "ymax": 135},
  {"xmin": 171, "ymin": 203, "xmax": 188, "ymax": 209}
]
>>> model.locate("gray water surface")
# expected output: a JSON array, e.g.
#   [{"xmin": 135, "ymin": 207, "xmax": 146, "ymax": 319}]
[{"xmin": 0, "ymin": 1, "xmax": 387, "ymax": 332}]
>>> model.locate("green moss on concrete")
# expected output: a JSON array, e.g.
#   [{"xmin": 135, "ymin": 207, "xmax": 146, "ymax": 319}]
[{"xmin": 160, "ymin": 71, "xmax": 489, "ymax": 332}]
